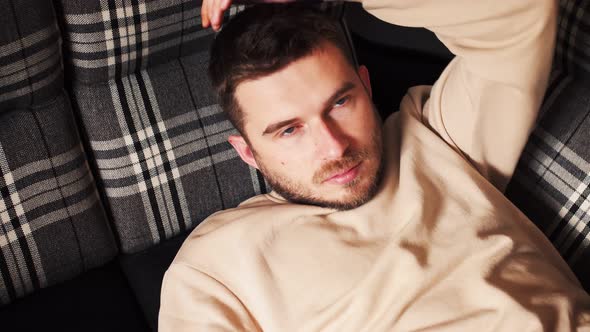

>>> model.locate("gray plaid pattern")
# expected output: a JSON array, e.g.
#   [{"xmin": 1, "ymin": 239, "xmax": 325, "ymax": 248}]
[
  {"xmin": 513, "ymin": 126, "xmax": 590, "ymax": 264},
  {"xmin": 91, "ymin": 104, "xmax": 236, "ymax": 199},
  {"xmin": 0, "ymin": 0, "xmax": 63, "ymax": 109},
  {"xmin": 553, "ymin": 0, "xmax": 590, "ymax": 76},
  {"xmin": 56, "ymin": 0, "xmax": 244, "ymax": 83},
  {"xmin": 507, "ymin": 0, "xmax": 590, "ymax": 277},
  {"xmin": 0, "ymin": 142, "xmax": 46, "ymax": 305},
  {"xmin": 99, "ymin": 70, "xmax": 205, "ymax": 244},
  {"xmin": 0, "ymin": 95, "xmax": 118, "ymax": 306},
  {"xmin": 73, "ymin": 55, "xmax": 268, "ymax": 253},
  {"xmin": 0, "ymin": 0, "xmax": 117, "ymax": 306}
]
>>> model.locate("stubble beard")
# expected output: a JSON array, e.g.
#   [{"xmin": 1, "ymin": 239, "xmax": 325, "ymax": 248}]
[{"xmin": 255, "ymin": 128, "xmax": 384, "ymax": 211}]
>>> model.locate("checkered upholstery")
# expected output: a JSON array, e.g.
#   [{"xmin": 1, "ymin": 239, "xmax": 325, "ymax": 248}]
[
  {"xmin": 506, "ymin": 0, "xmax": 590, "ymax": 286},
  {"xmin": 56, "ymin": 0, "xmax": 246, "ymax": 83},
  {"xmin": 0, "ymin": 0, "xmax": 117, "ymax": 306},
  {"xmin": 56, "ymin": 0, "xmax": 269, "ymax": 254},
  {"xmin": 0, "ymin": 0, "xmax": 63, "ymax": 110}
]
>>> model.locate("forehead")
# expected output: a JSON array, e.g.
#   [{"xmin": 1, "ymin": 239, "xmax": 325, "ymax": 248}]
[{"xmin": 234, "ymin": 43, "xmax": 358, "ymax": 133}]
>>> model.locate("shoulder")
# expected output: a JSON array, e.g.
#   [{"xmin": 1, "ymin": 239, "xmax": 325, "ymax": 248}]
[
  {"xmin": 192, "ymin": 193, "xmax": 280, "ymax": 235},
  {"xmin": 172, "ymin": 194, "xmax": 276, "ymax": 265},
  {"xmin": 171, "ymin": 192, "xmax": 330, "ymax": 271}
]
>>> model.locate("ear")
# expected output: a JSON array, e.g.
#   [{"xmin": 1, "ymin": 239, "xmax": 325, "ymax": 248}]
[
  {"xmin": 228, "ymin": 135, "xmax": 259, "ymax": 169},
  {"xmin": 357, "ymin": 65, "xmax": 372, "ymax": 98}
]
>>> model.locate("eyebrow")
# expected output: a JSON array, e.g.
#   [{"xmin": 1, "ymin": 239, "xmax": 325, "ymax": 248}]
[{"xmin": 262, "ymin": 81, "xmax": 357, "ymax": 136}]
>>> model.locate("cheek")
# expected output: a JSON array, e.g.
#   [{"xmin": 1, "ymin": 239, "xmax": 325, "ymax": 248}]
[
  {"xmin": 264, "ymin": 140, "xmax": 316, "ymax": 166},
  {"xmin": 267, "ymin": 152, "xmax": 317, "ymax": 180},
  {"xmin": 260, "ymin": 148, "xmax": 303, "ymax": 170},
  {"xmin": 350, "ymin": 103, "xmax": 379, "ymax": 142}
]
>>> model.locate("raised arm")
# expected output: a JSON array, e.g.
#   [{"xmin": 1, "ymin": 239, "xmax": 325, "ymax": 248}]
[{"xmin": 361, "ymin": 0, "xmax": 558, "ymax": 191}]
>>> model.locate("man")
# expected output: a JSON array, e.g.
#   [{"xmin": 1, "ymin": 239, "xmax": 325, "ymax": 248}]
[{"xmin": 159, "ymin": 0, "xmax": 590, "ymax": 330}]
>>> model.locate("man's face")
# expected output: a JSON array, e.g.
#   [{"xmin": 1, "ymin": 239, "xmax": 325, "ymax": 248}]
[{"xmin": 230, "ymin": 43, "xmax": 383, "ymax": 210}]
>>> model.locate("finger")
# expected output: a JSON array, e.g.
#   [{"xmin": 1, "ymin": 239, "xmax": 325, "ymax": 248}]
[
  {"xmin": 209, "ymin": 0, "xmax": 219, "ymax": 30},
  {"xmin": 210, "ymin": 0, "xmax": 219, "ymax": 30},
  {"xmin": 201, "ymin": 0, "xmax": 210, "ymax": 28},
  {"xmin": 212, "ymin": 0, "xmax": 223, "ymax": 31},
  {"xmin": 214, "ymin": 0, "xmax": 232, "ymax": 31}
]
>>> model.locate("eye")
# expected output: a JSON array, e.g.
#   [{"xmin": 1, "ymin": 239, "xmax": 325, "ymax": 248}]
[
  {"xmin": 334, "ymin": 96, "xmax": 349, "ymax": 107},
  {"xmin": 280, "ymin": 126, "xmax": 298, "ymax": 137}
]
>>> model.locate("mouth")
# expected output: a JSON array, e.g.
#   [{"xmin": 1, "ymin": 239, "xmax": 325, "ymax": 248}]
[{"xmin": 323, "ymin": 162, "xmax": 362, "ymax": 185}]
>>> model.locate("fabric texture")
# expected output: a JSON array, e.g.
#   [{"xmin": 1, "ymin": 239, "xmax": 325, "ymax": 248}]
[
  {"xmin": 72, "ymin": 56, "xmax": 268, "ymax": 253},
  {"xmin": 0, "ymin": 0, "xmax": 117, "ymax": 306},
  {"xmin": 160, "ymin": 0, "xmax": 590, "ymax": 331},
  {"xmin": 57, "ymin": 0, "xmax": 268, "ymax": 253},
  {"xmin": 0, "ymin": 0, "xmax": 63, "ymax": 110},
  {"xmin": 0, "ymin": 95, "xmax": 118, "ymax": 306},
  {"xmin": 55, "ymin": 0, "xmax": 245, "ymax": 83},
  {"xmin": 506, "ymin": 0, "xmax": 590, "ymax": 285}
]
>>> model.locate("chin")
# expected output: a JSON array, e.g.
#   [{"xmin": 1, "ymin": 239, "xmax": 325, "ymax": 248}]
[
  {"xmin": 261, "ymin": 153, "xmax": 383, "ymax": 210},
  {"xmin": 314, "ymin": 181, "xmax": 380, "ymax": 211}
]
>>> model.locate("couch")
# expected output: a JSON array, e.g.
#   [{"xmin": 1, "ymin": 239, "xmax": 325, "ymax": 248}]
[{"xmin": 0, "ymin": 0, "xmax": 588, "ymax": 331}]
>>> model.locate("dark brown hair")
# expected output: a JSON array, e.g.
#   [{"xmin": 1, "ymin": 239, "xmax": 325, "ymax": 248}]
[{"xmin": 208, "ymin": 4, "xmax": 354, "ymax": 137}]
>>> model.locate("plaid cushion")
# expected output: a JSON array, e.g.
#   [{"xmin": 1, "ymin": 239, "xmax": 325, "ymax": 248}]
[
  {"xmin": 0, "ymin": 0, "xmax": 63, "ymax": 110},
  {"xmin": 0, "ymin": 0, "xmax": 117, "ymax": 306},
  {"xmin": 0, "ymin": 94, "xmax": 118, "ymax": 306},
  {"xmin": 72, "ymin": 56, "xmax": 268, "ymax": 253},
  {"xmin": 506, "ymin": 0, "xmax": 590, "ymax": 287},
  {"xmin": 55, "ymin": 0, "xmax": 246, "ymax": 83}
]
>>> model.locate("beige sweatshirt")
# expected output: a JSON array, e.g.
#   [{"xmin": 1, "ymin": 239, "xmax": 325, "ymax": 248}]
[{"xmin": 159, "ymin": 0, "xmax": 590, "ymax": 331}]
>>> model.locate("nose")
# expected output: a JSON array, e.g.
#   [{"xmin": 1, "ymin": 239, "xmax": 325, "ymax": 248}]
[{"xmin": 313, "ymin": 119, "xmax": 350, "ymax": 160}]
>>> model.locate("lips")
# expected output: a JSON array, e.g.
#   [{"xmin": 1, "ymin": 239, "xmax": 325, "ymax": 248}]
[{"xmin": 323, "ymin": 162, "xmax": 361, "ymax": 185}]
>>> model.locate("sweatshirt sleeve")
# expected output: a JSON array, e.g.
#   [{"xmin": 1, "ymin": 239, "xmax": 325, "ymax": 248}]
[
  {"xmin": 361, "ymin": 0, "xmax": 558, "ymax": 191},
  {"xmin": 158, "ymin": 263, "xmax": 260, "ymax": 332}
]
